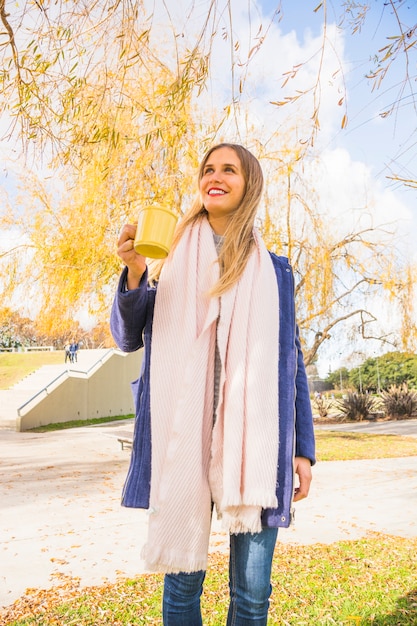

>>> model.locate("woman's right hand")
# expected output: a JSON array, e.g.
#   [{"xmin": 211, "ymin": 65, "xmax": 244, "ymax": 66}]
[{"xmin": 117, "ymin": 224, "xmax": 147, "ymax": 290}]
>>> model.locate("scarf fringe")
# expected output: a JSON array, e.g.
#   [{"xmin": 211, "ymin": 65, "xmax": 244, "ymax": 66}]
[
  {"xmin": 219, "ymin": 492, "xmax": 278, "ymax": 510},
  {"xmin": 218, "ymin": 501, "xmax": 278, "ymax": 535}
]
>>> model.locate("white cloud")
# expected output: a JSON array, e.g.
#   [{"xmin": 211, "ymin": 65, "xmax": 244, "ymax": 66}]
[{"xmin": 306, "ymin": 147, "xmax": 414, "ymax": 241}]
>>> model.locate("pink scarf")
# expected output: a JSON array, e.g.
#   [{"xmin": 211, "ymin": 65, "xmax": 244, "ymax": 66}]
[{"xmin": 142, "ymin": 217, "xmax": 279, "ymax": 573}]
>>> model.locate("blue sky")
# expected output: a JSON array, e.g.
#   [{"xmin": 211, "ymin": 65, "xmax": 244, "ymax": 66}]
[
  {"xmin": 2, "ymin": 1, "xmax": 415, "ymax": 200},
  {"xmin": 248, "ymin": 0, "xmax": 417, "ymax": 373},
  {"xmin": 258, "ymin": 0, "xmax": 417, "ymax": 198}
]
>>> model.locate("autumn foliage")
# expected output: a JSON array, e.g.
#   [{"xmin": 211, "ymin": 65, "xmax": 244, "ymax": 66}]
[{"xmin": 0, "ymin": 1, "xmax": 416, "ymax": 355}]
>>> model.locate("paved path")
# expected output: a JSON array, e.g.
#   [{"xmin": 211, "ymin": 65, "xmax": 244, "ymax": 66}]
[
  {"xmin": 315, "ymin": 417, "xmax": 417, "ymax": 437},
  {"xmin": 1, "ymin": 419, "xmax": 416, "ymax": 609}
]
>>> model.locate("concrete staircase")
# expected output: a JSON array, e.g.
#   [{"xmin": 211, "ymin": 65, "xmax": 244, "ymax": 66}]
[
  {"xmin": 11, "ymin": 349, "xmax": 110, "ymax": 390},
  {"xmin": 0, "ymin": 349, "xmax": 133, "ymax": 430}
]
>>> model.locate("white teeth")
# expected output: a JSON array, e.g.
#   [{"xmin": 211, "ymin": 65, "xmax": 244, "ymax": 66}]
[{"xmin": 208, "ymin": 189, "xmax": 225, "ymax": 195}]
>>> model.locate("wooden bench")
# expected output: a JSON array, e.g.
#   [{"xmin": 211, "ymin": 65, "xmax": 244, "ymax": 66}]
[{"xmin": 117, "ymin": 436, "xmax": 133, "ymax": 450}]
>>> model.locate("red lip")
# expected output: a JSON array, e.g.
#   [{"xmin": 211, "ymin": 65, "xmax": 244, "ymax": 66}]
[{"xmin": 208, "ymin": 187, "xmax": 226, "ymax": 195}]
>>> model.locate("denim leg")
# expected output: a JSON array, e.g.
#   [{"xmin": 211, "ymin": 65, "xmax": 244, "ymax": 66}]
[
  {"xmin": 227, "ymin": 527, "xmax": 278, "ymax": 626},
  {"xmin": 162, "ymin": 570, "xmax": 206, "ymax": 626}
]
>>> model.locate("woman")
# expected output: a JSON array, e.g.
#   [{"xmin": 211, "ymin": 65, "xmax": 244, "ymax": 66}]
[{"xmin": 111, "ymin": 143, "xmax": 316, "ymax": 625}]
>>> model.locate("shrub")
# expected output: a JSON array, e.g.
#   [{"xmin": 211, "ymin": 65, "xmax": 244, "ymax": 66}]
[
  {"xmin": 336, "ymin": 392, "xmax": 377, "ymax": 422},
  {"xmin": 380, "ymin": 384, "xmax": 417, "ymax": 418}
]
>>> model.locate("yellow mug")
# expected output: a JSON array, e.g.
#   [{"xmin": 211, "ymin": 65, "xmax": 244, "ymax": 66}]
[{"xmin": 134, "ymin": 204, "xmax": 178, "ymax": 259}]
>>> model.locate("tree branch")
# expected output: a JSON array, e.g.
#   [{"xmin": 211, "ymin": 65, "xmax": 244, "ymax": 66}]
[{"xmin": 0, "ymin": 0, "xmax": 19, "ymax": 71}]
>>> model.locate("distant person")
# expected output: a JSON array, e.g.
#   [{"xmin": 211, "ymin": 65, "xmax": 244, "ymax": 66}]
[
  {"xmin": 64, "ymin": 343, "xmax": 71, "ymax": 363},
  {"xmin": 69, "ymin": 340, "xmax": 79, "ymax": 363},
  {"xmin": 111, "ymin": 143, "xmax": 315, "ymax": 625}
]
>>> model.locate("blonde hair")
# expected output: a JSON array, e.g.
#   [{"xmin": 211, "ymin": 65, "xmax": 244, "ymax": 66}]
[{"xmin": 148, "ymin": 143, "xmax": 264, "ymax": 296}]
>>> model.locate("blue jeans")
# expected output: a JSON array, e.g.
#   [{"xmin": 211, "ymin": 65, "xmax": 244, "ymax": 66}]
[{"xmin": 162, "ymin": 527, "xmax": 278, "ymax": 625}]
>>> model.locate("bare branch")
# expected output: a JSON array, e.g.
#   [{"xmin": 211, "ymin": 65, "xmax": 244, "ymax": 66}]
[
  {"xmin": 302, "ymin": 307, "xmax": 398, "ymax": 365},
  {"xmin": 0, "ymin": 0, "xmax": 21, "ymax": 76}
]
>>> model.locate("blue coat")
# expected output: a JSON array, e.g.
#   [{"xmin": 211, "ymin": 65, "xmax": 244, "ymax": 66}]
[{"xmin": 110, "ymin": 253, "xmax": 316, "ymax": 528}]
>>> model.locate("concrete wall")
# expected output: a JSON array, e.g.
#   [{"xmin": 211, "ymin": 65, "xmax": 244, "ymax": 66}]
[{"xmin": 17, "ymin": 350, "xmax": 143, "ymax": 431}]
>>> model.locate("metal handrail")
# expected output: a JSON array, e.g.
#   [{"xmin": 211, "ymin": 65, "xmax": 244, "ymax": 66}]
[{"xmin": 17, "ymin": 349, "xmax": 115, "ymax": 416}]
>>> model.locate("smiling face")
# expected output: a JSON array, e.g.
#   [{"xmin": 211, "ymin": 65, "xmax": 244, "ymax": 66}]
[{"xmin": 199, "ymin": 146, "xmax": 246, "ymax": 234}]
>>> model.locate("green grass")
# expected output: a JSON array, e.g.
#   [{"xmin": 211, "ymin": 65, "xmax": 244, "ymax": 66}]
[
  {"xmin": 315, "ymin": 430, "xmax": 417, "ymax": 460},
  {"xmin": 28, "ymin": 415, "xmax": 134, "ymax": 432},
  {"xmin": 0, "ymin": 352, "xmax": 66, "ymax": 389},
  {"xmin": 1, "ymin": 534, "xmax": 416, "ymax": 625}
]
